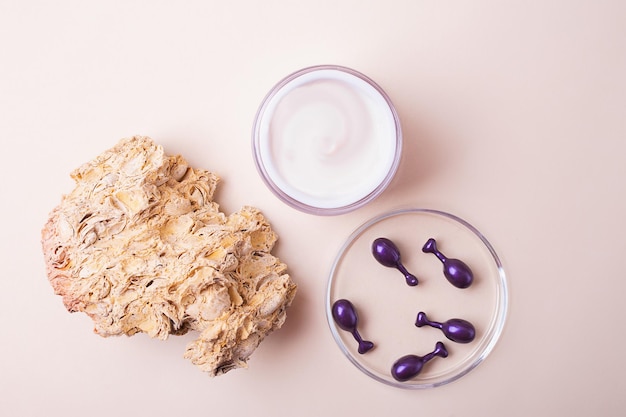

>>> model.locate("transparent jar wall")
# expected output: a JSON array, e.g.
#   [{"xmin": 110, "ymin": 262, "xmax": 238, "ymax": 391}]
[{"xmin": 251, "ymin": 65, "xmax": 403, "ymax": 215}]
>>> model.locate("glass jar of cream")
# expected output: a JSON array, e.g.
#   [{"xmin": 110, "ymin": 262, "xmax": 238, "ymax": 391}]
[{"xmin": 252, "ymin": 65, "xmax": 402, "ymax": 215}]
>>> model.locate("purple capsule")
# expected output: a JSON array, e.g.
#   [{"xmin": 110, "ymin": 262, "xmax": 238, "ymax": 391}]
[
  {"xmin": 415, "ymin": 311, "xmax": 476, "ymax": 344},
  {"xmin": 391, "ymin": 341, "xmax": 448, "ymax": 382},
  {"xmin": 332, "ymin": 299, "xmax": 374, "ymax": 354},
  {"xmin": 422, "ymin": 238, "xmax": 473, "ymax": 288},
  {"xmin": 372, "ymin": 237, "xmax": 419, "ymax": 286}
]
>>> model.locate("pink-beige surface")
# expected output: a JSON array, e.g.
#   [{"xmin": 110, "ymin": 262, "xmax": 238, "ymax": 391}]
[{"xmin": 1, "ymin": 1, "xmax": 625, "ymax": 416}]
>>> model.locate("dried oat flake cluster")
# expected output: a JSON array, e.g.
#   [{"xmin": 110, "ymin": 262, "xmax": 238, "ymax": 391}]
[{"xmin": 41, "ymin": 136, "xmax": 297, "ymax": 376}]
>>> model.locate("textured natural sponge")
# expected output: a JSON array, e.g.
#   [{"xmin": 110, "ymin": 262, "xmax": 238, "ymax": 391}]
[{"xmin": 41, "ymin": 136, "xmax": 297, "ymax": 376}]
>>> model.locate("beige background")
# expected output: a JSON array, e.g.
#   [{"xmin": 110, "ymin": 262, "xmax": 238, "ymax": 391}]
[{"xmin": 1, "ymin": 1, "xmax": 625, "ymax": 416}]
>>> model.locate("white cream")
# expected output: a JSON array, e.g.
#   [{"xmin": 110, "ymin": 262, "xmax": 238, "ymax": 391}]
[{"xmin": 255, "ymin": 67, "xmax": 401, "ymax": 212}]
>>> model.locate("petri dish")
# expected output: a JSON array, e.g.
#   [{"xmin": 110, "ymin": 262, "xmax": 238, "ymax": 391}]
[{"xmin": 325, "ymin": 208, "xmax": 508, "ymax": 389}]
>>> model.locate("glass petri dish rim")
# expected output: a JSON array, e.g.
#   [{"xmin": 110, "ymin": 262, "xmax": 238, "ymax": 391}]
[
  {"xmin": 251, "ymin": 64, "xmax": 403, "ymax": 216},
  {"xmin": 325, "ymin": 207, "xmax": 509, "ymax": 389}
]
